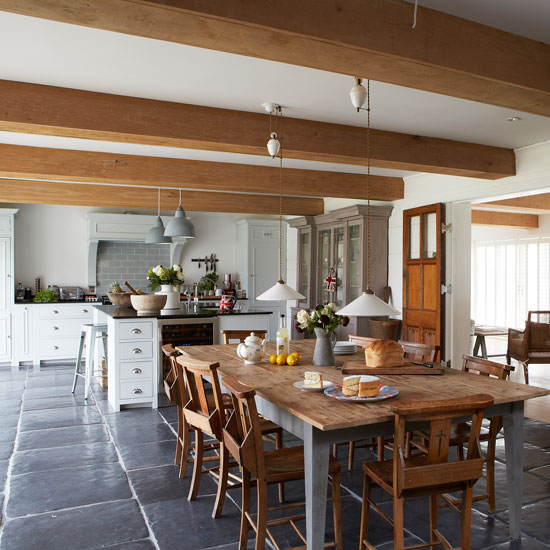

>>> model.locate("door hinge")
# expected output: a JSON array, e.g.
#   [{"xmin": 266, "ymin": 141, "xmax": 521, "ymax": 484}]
[
  {"xmin": 441, "ymin": 223, "xmax": 452, "ymax": 233},
  {"xmin": 441, "ymin": 283, "xmax": 453, "ymax": 295}
]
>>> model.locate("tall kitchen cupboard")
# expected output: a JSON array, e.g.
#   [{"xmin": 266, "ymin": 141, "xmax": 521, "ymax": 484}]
[
  {"xmin": 289, "ymin": 205, "xmax": 393, "ymax": 340},
  {"xmin": 0, "ymin": 209, "xmax": 17, "ymax": 364},
  {"xmin": 235, "ymin": 219, "xmax": 286, "ymax": 340}
]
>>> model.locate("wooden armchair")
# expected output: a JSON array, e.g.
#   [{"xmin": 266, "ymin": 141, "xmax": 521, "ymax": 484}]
[{"xmin": 507, "ymin": 311, "xmax": 550, "ymax": 383}]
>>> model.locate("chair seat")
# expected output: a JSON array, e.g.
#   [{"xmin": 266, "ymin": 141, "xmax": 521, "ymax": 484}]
[
  {"xmin": 259, "ymin": 418, "xmax": 282, "ymax": 435},
  {"xmin": 264, "ymin": 445, "xmax": 341, "ymax": 483}
]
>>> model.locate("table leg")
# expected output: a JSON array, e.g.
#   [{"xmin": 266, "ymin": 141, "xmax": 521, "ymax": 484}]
[
  {"xmin": 503, "ymin": 400, "xmax": 524, "ymax": 539},
  {"xmin": 304, "ymin": 423, "xmax": 329, "ymax": 550},
  {"xmin": 473, "ymin": 335, "xmax": 481, "ymax": 357},
  {"xmin": 480, "ymin": 336, "xmax": 488, "ymax": 359}
]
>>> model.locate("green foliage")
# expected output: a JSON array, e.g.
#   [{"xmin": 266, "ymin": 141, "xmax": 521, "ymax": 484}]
[
  {"xmin": 110, "ymin": 281, "xmax": 123, "ymax": 293},
  {"xmin": 295, "ymin": 303, "xmax": 349, "ymax": 334},
  {"xmin": 147, "ymin": 264, "xmax": 184, "ymax": 291},
  {"xmin": 33, "ymin": 289, "xmax": 59, "ymax": 303},
  {"xmin": 198, "ymin": 272, "xmax": 219, "ymax": 291}
]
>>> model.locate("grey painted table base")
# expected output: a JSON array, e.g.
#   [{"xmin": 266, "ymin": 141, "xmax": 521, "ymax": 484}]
[{"xmin": 255, "ymin": 397, "xmax": 524, "ymax": 550}]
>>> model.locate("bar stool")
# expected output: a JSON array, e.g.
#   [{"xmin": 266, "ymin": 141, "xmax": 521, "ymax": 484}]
[{"xmin": 71, "ymin": 323, "xmax": 108, "ymax": 399}]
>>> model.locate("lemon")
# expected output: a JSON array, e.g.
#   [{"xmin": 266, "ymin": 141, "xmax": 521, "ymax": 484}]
[
  {"xmin": 268, "ymin": 354, "xmax": 277, "ymax": 364},
  {"xmin": 286, "ymin": 355, "xmax": 297, "ymax": 366},
  {"xmin": 290, "ymin": 352, "xmax": 301, "ymax": 362},
  {"xmin": 276, "ymin": 353, "xmax": 288, "ymax": 366}
]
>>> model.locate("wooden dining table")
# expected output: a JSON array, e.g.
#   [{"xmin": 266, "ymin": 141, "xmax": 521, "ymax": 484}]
[{"xmin": 181, "ymin": 340, "xmax": 548, "ymax": 550}]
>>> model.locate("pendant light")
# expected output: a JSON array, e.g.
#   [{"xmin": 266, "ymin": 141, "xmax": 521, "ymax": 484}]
[
  {"xmin": 164, "ymin": 189, "xmax": 196, "ymax": 238},
  {"xmin": 145, "ymin": 188, "xmax": 173, "ymax": 244},
  {"xmin": 338, "ymin": 79, "xmax": 399, "ymax": 317},
  {"xmin": 257, "ymin": 104, "xmax": 305, "ymax": 302}
]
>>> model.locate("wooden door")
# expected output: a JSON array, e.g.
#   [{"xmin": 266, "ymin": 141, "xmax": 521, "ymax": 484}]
[{"xmin": 402, "ymin": 204, "xmax": 445, "ymax": 355}]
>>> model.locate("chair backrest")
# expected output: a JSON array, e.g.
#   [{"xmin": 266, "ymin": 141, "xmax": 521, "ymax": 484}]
[
  {"xmin": 398, "ymin": 340, "xmax": 439, "ymax": 362},
  {"xmin": 176, "ymin": 351, "xmax": 225, "ymax": 440},
  {"xmin": 221, "ymin": 329, "xmax": 267, "ymax": 344},
  {"xmin": 161, "ymin": 344, "xmax": 185, "ymax": 404},
  {"xmin": 348, "ymin": 335, "xmax": 380, "ymax": 349},
  {"xmin": 526, "ymin": 311, "xmax": 550, "ymax": 350},
  {"xmin": 390, "ymin": 394, "xmax": 494, "ymax": 496},
  {"xmin": 461, "ymin": 354, "xmax": 513, "ymax": 380},
  {"xmin": 221, "ymin": 375, "xmax": 266, "ymax": 480}
]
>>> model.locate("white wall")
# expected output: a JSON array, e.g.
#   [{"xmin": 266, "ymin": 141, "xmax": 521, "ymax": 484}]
[{"xmin": 3, "ymin": 203, "xmax": 278, "ymax": 293}]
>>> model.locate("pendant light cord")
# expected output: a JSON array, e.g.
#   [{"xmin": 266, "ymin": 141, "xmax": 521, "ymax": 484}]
[
  {"xmin": 179, "ymin": 189, "xmax": 182, "ymax": 207},
  {"xmin": 157, "ymin": 187, "xmax": 161, "ymax": 217},
  {"xmin": 279, "ymin": 108, "xmax": 284, "ymax": 282},
  {"xmin": 366, "ymin": 79, "xmax": 371, "ymax": 291}
]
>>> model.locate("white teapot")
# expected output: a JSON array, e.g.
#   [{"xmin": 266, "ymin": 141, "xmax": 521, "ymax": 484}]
[{"xmin": 237, "ymin": 332, "xmax": 266, "ymax": 365}]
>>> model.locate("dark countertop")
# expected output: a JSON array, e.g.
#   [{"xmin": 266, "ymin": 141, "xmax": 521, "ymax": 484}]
[
  {"xmin": 14, "ymin": 299, "xmax": 100, "ymax": 305},
  {"xmin": 93, "ymin": 304, "xmax": 273, "ymax": 319}
]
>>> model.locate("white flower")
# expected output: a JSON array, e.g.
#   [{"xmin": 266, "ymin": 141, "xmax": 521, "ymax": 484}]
[
  {"xmin": 176, "ymin": 271, "xmax": 184, "ymax": 281},
  {"xmin": 153, "ymin": 266, "xmax": 163, "ymax": 276},
  {"xmin": 327, "ymin": 302, "xmax": 338, "ymax": 312},
  {"xmin": 296, "ymin": 309, "xmax": 310, "ymax": 324},
  {"xmin": 321, "ymin": 307, "xmax": 329, "ymax": 316},
  {"xmin": 173, "ymin": 264, "xmax": 181, "ymax": 272}
]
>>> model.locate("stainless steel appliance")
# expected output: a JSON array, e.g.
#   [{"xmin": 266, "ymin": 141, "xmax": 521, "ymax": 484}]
[{"xmin": 59, "ymin": 286, "xmax": 85, "ymax": 300}]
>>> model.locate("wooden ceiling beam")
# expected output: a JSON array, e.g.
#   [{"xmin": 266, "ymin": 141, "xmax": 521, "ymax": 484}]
[
  {"xmin": 1, "ymin": 1, "xmax": 547, "ymax": 116},
  {"xmin": 471, "ymin": 209, "xmax": 539, "ymax": 229},
  {"xmin": 0, "ymin": 179, "xmax": 324, "ymax": 216},
  {"xmin": 0, "ymin": 80, "xmax": 515, "ymax": 180},
  {"xmin": 0, "ymin": 143, "xmax": 403, "ymax": 201},
  {"xmin": 476, "ymin": 194, "xmax": 550, "ymax": 214}
]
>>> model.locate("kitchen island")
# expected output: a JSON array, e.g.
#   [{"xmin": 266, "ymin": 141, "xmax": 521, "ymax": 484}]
[{"xmin": 93, "ymin": 304, "xmax": 272, "ymax": 411}]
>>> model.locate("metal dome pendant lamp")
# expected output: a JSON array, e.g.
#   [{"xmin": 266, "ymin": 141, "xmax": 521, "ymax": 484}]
[
  {"xmin": 145, "ymin": 188, "xmax": 173, "ymax": 244},
  {"xmin": 256, "ymin": 104, "xmax": 305, "ymax": 302},
  {"xmin": 338, "ymin": 78, "xmax": 399, "ymax": 317},
  {"xmin": 164, "ymin": 189, "xmax": 196, "ymax": 238}
]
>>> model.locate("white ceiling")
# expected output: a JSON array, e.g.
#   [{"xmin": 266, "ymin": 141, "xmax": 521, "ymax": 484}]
[{"xmin": 0, "ymin": 9, "xmax": 549, "ymax": 177}]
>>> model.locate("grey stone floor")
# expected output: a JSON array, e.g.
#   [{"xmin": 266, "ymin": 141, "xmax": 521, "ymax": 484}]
[{"xmin": 0, "ymin": 364, "xmax": 549, "ymax": 550}]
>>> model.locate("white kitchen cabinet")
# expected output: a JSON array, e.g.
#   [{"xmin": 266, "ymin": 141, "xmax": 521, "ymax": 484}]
[
  {"xmin": 12, "ymin": 305, "xmax": 34, "ymax": 364},
  {"xmin": 0, "ymin": 209, "xmax": 17, "ymax": 364},
  {"xmin": 0, "ymin": 314, "xmax": 11, "ymax": 362}
]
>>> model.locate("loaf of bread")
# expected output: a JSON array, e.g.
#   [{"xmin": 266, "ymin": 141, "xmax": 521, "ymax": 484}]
[{"xmin": 365, "ymin": 340, "xmax": 404, "ymax": 367}]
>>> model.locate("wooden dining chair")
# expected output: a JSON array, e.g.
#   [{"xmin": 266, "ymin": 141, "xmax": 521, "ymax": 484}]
[
  {"xmin": 347, "ymin": 334, "xmax": 379, "ymax": 349},
  {"xmin": 360, "ymin": 394, "xmax": 494, "ymax": 550},
  {"xmin": 398, "ymin": 340, "xmax": 440, "ymax": 362},
  {"xmin": 221, "ymin": 375, "xmax": 343, "ymax": 550},
  {"xmin": 221, "ymin": 329, "xmax": 268, "ymax": 344},
  {"xmin": 177, "ymin": 352, "xmax": 284, "ymax": 518}
]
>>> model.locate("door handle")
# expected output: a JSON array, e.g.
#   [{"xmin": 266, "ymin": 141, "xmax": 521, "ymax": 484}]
[{"xmin": 52, "ymin": 310, "xmax": 59, "ymax": 314}]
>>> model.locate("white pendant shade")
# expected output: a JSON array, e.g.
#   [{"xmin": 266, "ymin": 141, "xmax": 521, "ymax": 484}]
[
  {"xmin": 145, "ymin": 216, "xmax": 173, "ymax": 244},
  {"xmin": 164, "ymin": 205, "xmax": 196, "ymax": 238},
  {"xmin": 337, "ymin": 291, "xmax": 400, "ymax": 317},
  {"xmin": 267, "ymin": 132, "xmax": 281, "ymax": 158},
  {"xmin": 256, "ymin": 280, "xmax": 305, "ymax": 301},
  {"xmin": 349, "ymin": 79, "xmax": 367, "ymax": 111}
]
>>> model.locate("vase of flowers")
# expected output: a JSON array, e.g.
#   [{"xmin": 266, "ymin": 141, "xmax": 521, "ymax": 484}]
[
  {"xmin": 295, "ymin": 303, "xmax": 349, "ymax": 366},
  {"xmin": 147, "ymin": 264, "xmax": 184, "ymax": 310}
]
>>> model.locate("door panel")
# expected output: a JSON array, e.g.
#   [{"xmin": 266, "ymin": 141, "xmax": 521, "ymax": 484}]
[
  {"xmin": 403, "ymin": 203, "xmax": 445, "ymax": 356},
  {"xmin": 0, "ymin": 238, "xmax": 9, "ymax": 312}
]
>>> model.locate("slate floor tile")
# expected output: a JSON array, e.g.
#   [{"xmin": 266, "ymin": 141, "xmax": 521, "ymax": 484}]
[
  {"xmin": 157, "ymin": 405, "xmax": 178, "ymax": 424},
  {"xmin": 0, "ymin": 427, "xmax": 17, "ymax": 444},
  {"xmin": 487, "ymin": 538, "xmax": 550, "ymax": 550},
  {"xmin": 497, "ymin": 498, "xmax": 550, "ymax": 544},
  {"xmin": 103, "ymin": 409, "xmax": 165, "ymax": 428},
  {"xmin": 0, "ymin": 380, "xmax": 25, "ymax": 392},
  {"xmin": 93, "ymin": 541, "xmax": 156, "ymax": 550},
  {"xmin": 7, "ymin": 462, "xmax": 132, "ymax": 517},
  {"xmin": 523, "ymin": 420, "xmax": 550, "ymax": 449},
  {"xmin": 0, "ymin": 390, "xmax": 24, "ymax": 401},
  {"xmin": 495, "ymin": 439, "xmax": 550, "ymax": 471},
  {"xmin": 530, "ymin": 464, "xmax": 550, "ymax": 481},
  {"xmin": 23, "ymin": 385, "xmax": 84, "ymax": 399},
  {"xmin": 24, "ymin": 374, "xmax": 76, "ymax": 388},
  {"xmin": 118, "ymin": 439, "xmax": 176, "ymax": 470},
  {"xmin": 128, "ymin": 464, "xmax": 217, "ymax": 505},
  {"xmin": 16, "ymin": 423, "xmax": 110, "ymax": 451},
  {"xmin": 0, "ymin": 414, "xmax": 21, "ymax": 428},
  {"xmin": 22, "ymin": 393, "xmax": 96, "ymax": 411},
  {"xmin": 0, "ymin": 499, "xmax": 148, "ymax": 550},
  {"xmin": 110, "ymin": 422, "xmax": 175, "ymax": 446},
  {"xmin": 12, "ymin": 441, "xmax": 118, "ymax": 475},
  {"xmin": 19, "ymin": 405, "xmax": 102, "ymax": 431},
  {"xmin": 0, "ymin": 459, "xmax": 8, "ymax": 492},
  {"xmin": 0, "ymin": 441, "xmax": 14, "ymax": 460}
]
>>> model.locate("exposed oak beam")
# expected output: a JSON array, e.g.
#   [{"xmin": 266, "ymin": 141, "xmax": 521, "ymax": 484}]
[
  {"xmin": 1, "ymin": 1, "xmax": 547, "ymax": 115},
  {"xmin": 0, "ymin": 80, "xmax": 515, "ymax": 180},
  {"xmin": 476, "ymin": 194, "xmax": 550, "ymax": 214},
  {"xmin": 0, "ymin": 179, "xmax": 324, "ymax": 216},
  {"xmin": 471, "ymin": 209, "xmax": 539, "ymax": 229},
  {"xmin": 0, "ymin": 143, "xmax": 403, "ymax": 201}
]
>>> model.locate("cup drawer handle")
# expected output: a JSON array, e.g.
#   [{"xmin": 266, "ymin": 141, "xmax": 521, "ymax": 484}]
[
  {"xmin": 53, "ymin": 310, "xmax": 59, "ymax": 314},
  {"xmin": 132, "ymin": 368, "xmax": 142, "ymax": 374},
  {"xmin": 52, "ymin": 326, "xmax": 59, "ymax": 331},
  {"xmin": 131, "ymin": 348, "xmax": 142, "ymax": 354},
  {"xmin": 132, "ymin": 388, "xmax": 143, "ymax": 395},
  {"xmin": 131, "ymin": 328, "xmax": 142, "ymax": 334},
  {"xmin": 82, "ymin": 309, "xmax": 89, "ymax": 313},
  {"xmin": 53, "ymin": 345, "xmax": 59, "ymax": 350}
]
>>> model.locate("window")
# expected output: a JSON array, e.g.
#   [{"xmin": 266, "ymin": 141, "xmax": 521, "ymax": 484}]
[{"xmin": 472, "ymin": 237, "xmax": 550, "ymax": 329}]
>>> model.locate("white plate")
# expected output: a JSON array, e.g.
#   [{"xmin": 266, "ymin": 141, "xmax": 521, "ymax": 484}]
[
  {"xmin": 334, "ymin": 349, "xmax": 357, "ymax": 355},
  {"xmin": 334, "ymin": 341, "xmax": 356, "ymax": 348},
  {"xmin": 293, "ymin": 380, "xmax": 334, "ymax": 393}
]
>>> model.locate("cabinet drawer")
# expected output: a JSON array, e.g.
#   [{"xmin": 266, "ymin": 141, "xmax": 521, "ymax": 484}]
[
  {"xmin": 120, "ymin": 380, "xmax": 153, "ymax": 400},
  {"xmin": 39, "ymin": 305, "xmax": 93, "ymax": 320},
  {"xmin": 119, "ymin": 341, "xmax": 153, "ymax": 360},
  {"xmin": 118, "ymin": 321, "xmax": 154, "ymax": 340},
  {"xmin": 39, "ymin": 337, "xmax": 80, "ymax": 358},
  {"xmin": 120, "ymin": 361, "xmax": 153, "ymax": 380},
  {"xmin": 39, "ymin": 318, "xmax": 87, "ymax": 338}
]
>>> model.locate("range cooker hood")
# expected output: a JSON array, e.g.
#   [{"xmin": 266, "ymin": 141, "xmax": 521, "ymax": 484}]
[{"xmin": 86, "ymin": 213, "xmax": 188, "ymax": 288}]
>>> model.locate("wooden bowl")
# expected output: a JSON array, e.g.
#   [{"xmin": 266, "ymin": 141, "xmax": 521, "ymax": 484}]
[
  {"xmin": 130, "ymin": 293, "xmax": 167, "ymax": 314},
  {"xmin": 107, "ymin": 292, "xmax": 132, "ymax": 307}
]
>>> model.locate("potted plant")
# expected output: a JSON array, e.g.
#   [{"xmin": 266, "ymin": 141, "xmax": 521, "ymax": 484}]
[
  {"xmin": 33, "ymin": 289, "xmax": 59, "ymax": 303},
  {"xmin": 295, "ymin": 303, "xmax": 349, "ymax": 366},
  {"xmin": 147, "ymin": 264, "xmax": 184, "ymax": 310},
  {"xmin": 198, "ymin": 272, "xmax": 219, "ymax": 296}
]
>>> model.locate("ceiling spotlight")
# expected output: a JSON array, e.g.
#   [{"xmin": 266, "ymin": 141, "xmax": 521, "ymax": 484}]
[{"xmin": 507, "ymin": 116, "xmax": 522, "ymax": 122}]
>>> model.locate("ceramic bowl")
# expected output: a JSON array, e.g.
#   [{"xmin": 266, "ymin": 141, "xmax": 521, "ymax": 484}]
[
  {"xmin": 130, "ymin": 293, "xmax": 167, "ymax": 314},
  {"xmin": 107, "ymin": 292, "xmax": 132, "ymax": 307}
]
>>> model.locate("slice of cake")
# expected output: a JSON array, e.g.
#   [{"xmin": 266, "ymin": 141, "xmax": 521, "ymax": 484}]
[
  {"xmin": 342, "ymin": 375, "xmax": 361, "ymax": 396},
  {"xmin": 304, "ymin": 371, "xmax": 323, "ymax": 388},
  {"xmin": 358, "ymin": 375, "xmax": 380, "ymax": 398}
]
